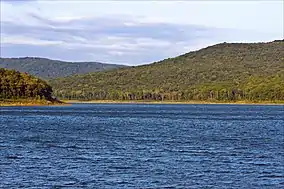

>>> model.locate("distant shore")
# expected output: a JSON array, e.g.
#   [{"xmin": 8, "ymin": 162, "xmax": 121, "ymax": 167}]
[
  {"xmin": 0, "ymin": 99, "xmax": 66, "ymax": 107},
  {"xmin": 2, "ymin": 99, "xmax": 282, "ymax": 107},
  {"xmin": 63, "ymin": 100, "xmax": 284, "ymax": 105}
]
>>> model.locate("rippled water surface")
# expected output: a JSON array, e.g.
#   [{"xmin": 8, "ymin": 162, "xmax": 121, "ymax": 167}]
[{"xmin": 1, "ymin": 104, "xmax": 284, "ymax": 188}]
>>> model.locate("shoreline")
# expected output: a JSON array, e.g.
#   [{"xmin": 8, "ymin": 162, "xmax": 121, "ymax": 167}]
[
  {"xmin": 63, "ymin": 100, "xmax": 284, "ymax": 105},
  {"xmin": 0, "ymin": 100, "xmax": 67, "ymax": 107},
  {"xmin": 2, "ymin": 100, "xmax": 283, "ymax": 106},
  {"xmin": 0, "ymin": 103, "xmax": 69, "ymax": 107}
]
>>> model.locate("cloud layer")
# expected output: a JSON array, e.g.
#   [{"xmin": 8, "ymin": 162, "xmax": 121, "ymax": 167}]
[{"xmin": 1, "ymin": 1, "xmax": 283, "ymax": 65}]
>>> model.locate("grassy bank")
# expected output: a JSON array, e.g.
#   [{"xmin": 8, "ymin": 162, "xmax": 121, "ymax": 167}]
[
  {"xmin": 0, "ymin": 99, "xmax": 66, "ymax": 106},
  {"xmin": 63, "ymin": 100, "xmax": 284, "ymax": 105}
]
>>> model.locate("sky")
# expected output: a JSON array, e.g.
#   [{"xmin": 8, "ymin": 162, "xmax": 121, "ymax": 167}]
[{"xmin": 0, "ymin": 0, "xmax": 283, "ymax": 65}]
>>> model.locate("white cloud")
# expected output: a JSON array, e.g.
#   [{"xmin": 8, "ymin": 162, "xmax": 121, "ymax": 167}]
[{"xmin": 1, "ymin": 35, "xmax": 63, "ymax": 46}]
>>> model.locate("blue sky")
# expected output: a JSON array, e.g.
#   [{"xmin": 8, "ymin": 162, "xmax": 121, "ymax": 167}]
[{"xmin": 0, "ymin": 0, "xmax": 283, "ymax": 65}]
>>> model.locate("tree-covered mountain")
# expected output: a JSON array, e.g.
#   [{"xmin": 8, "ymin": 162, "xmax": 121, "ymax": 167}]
[
  {"xmin": 50, "ymin": 40, "xmax": 284, "ymax": 102},
  {"xmin": 0, "ymin": 57, "xmax": 126, "ymax": 79},
  {"xmin": 0, "ymin": 68, "xmax": 57, "ymax": 103}
]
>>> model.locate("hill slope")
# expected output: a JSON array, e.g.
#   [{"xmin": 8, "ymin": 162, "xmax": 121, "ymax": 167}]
[
  {"xmin": 50, "ymin": 40, "xmax": 284, "ymax": 102},
  {"xmin": 0, "ymin": 68, "xmax": 58, "ymax": 104},
  {"xmin": 0, "ymin": 57, "xmax": 126, "ymax": 79}
]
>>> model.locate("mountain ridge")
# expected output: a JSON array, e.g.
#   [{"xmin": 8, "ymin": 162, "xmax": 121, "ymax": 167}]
[
  {"xmin": 50, "ymin": 40, "xmax": 284, "ymax": 102},
  {"xmin": 0, "ymin": 57, "xmax": 127, "ymax": 79}
]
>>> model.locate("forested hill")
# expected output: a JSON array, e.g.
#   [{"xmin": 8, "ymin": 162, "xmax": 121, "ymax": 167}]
[
  {"xmin": 0, "ymin": 68, "xmax": 56, "ymax": 102},
  {"xmin": 0, "ymin": 57, "xmax": 126, "ymax": 79},
  {"xmin": 50, "ymin": 40, "xmax": 284, "ymax": 102}
]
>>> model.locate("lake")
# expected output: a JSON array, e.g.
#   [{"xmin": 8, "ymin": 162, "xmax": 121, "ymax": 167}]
[{"xmin": 1, "ymin": 104, "xmax": 283, "ymax": 188}]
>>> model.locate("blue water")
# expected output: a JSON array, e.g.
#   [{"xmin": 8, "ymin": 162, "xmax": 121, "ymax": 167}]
[{"xmin": 0, "ymin": 104, "xmax": 283, "ymax": 188}]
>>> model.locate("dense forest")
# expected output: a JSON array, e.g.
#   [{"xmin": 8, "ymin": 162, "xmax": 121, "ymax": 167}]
[
  {"xmin": 50, "ymin": 40, "xmax": 284, "ymax": 102},
  {"xmin": 0, "ymin": 57, "xmax": 126, "ymax": 79},
  {"xmin": 0, "ymin": 68, "xmax": 56, "ymax": 101}
]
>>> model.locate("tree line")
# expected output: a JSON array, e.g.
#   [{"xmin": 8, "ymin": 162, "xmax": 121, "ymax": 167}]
[
  {"xmin": 0, "ymin": 68, "xmax": 53, "ymax": 100},
  {"xmin": 53, "ymin": 74, "xmax": 284, "ymax": 102}
]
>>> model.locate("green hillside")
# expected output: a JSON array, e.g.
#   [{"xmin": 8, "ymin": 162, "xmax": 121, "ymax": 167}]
[
  {"xmin": 0, "ymin": 57, "xmax": 126, "ymax": 79},
  {"xmin": 0, "ymin": 68, "xmax": 59, "ymax": 104},
  {"xmin": 50, "ymin": 40, "xmax": 284, "ymax": 102}
]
